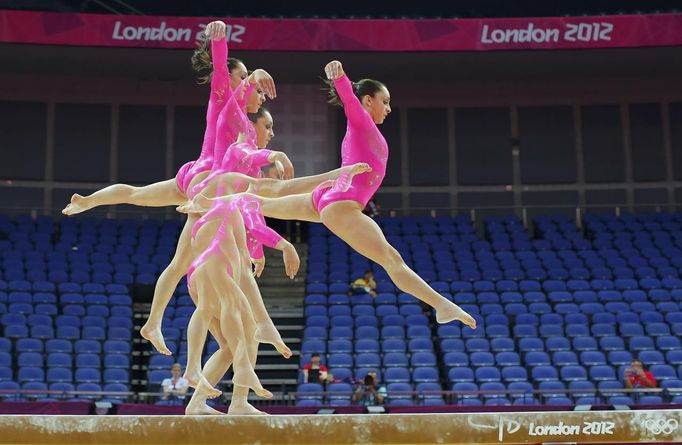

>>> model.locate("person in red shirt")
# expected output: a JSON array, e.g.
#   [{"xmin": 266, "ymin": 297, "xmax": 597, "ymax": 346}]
[
  {"xmin": 624, "ymin": 359, "xmax": 657, "ymax": 388},
  {"xmin": 302, "ymin": 353, "xmax": 333, "ymax": 385}
]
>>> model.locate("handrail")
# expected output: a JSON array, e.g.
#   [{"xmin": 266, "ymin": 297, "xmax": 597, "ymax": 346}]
[
  {"xmin": 0, "ymin": 389, "xmax": 135, "ymax": 397},
  {"xmin": 291, "ymin": 387, "xmax": 673, "ymax": 398},
  {"xmin": 0, "ymin": 387, "xmax": 678, "ymax": 407}
]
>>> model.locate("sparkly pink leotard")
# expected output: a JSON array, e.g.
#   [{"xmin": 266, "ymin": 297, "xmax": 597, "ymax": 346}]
[
  {"xmin": 311, "ymin": 74, "xmax": 388, "ymax": 212},
  {"xmin": 175, "ymin": 37, "xmax": 245, "ymax": 195},
  {"xmin": 233, "ymin": 194, "xmax": 282, "ymax": 260},
  {"xmin": 190, "ymin": 81, "xmax": 273, "ymax": 197},
  {"xmin": 187, "ymin": 196, "xmax": 284, "ymax": 287}
]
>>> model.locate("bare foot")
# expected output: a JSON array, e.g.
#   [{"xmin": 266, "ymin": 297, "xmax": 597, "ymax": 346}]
[
  {"xmin": 140, "ymin": 323, "xmax": 172, "ymax": 355},
  {"xmin": 318, "ymin": 164, "xmax": 372, "ymax": 193},
  {"xmin": 254, "ymin": 321, "xmax": 292, "ymax": 359},
  {"xmin": 62, "ymin": 194, "xmax": 89, "ymax": 216},
  {"xmin": 232, "ymin": 369, "xmax": 272, "ymax": 399},
  {"xmin": 345, "ymin": 162, "xmax": 372, "ymax": 176},
  {"xmin": 185, "ymin": 397, "xmax": 225, "ymax": 415},
  {"xmin": 228, "ymin": 401, "xmax": 268, "ymax": 416},
  {"xmin": 435, "ymin": 300, "xmax": 477, "ymax": 329},
  {"xmin": 185, "ymin": 370, "xmax": 222, "ymax": 399}
]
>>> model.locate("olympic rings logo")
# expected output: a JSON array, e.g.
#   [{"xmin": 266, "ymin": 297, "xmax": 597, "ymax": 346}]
[{"xmin": 642, "ymin": 418, "xmax": 679, "ymax": 435}]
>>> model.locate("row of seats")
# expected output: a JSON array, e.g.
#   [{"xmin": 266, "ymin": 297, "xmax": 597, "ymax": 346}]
[
  {"xmin": 306, "ymin": 279, "xmax": 682, "ymax": 294},
  {"xmin": 0, "ymin": 381, "xmax": 129, "ymax": 403}
]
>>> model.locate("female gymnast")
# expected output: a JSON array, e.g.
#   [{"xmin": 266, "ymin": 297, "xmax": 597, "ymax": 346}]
[
  {"xmin": 181, "ymin": 60, "xmax": 477, "ymax": 330},
  {"xmin": 61, "ymin": 20, "xmax": 277, "ymax": 216},
  {"xmin": 182, "ymin": 198, "xmax": 292, "ymax": 413},
  {"xmin": 142, "ymin": 106, "xmax": 370, "ymax": 356}
]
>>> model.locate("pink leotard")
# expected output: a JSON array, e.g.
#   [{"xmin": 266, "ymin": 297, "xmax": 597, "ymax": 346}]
[
  {"xmin": 311, "ymin": 74, "xmax": 388, "ymax": 212},
  {"xmin": 233, "ymin": 194, "xmax": 283, "ymax": 260},
  {"xmin": 190, "ymin": 82, "xmax": 273, "ymax": 197},
  {"xmin": 191, "ymin": 195, "xmax": 283, "ymax": 269},
  {"xmin": 210, "ymin": 80, "xmax": 259, "ymax": 172},
  {"xmin": 175, "ymin": 37, "xmax": 231, "ymax": 195}
]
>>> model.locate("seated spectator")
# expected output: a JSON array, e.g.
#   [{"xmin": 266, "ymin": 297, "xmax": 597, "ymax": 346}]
[
  {"xmin": 302, "ymin": 352, "xmax": 333, "ymax": 386},
  {"xmin": 352, "ymin": 372, "xmax": 387, "ymax": 406},
  {"xmin": 348, "ymin": 270, "xmax": 377, "ymax": 298},
  {"xmin": 161, "ymin": 363, "xmax": 189, "ymax": 405},
  {"xmin": 624, "ymin": 359, "xmax": 656, "ymax": 388}
]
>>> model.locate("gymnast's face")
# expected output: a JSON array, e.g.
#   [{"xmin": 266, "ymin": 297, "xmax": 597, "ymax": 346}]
[
  {"xmin": 254, "ymin": 111, "xmax": 274, "ymax": 149},
  {"xmin": 229, "ymin": 61, "xmax": 248, "ymax": 90},
  {"xmin": 362, "ymin": 86, "xmax": 391, "ymax": 125},
  {"xmin": 245, "ymin": 86, "xmax": 266, "ymax": 113}
]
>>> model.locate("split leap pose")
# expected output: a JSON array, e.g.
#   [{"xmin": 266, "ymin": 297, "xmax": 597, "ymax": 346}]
[
  {"xmin": 181, "ymin": 60, "xmax": 477, "ymax": 330},
  {"xmin": 61, "ymin": 21, "xmax": 277, "ymax": 215}
]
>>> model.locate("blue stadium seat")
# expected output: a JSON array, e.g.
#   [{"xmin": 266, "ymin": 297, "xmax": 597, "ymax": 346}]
[
  {"xmin": 104, "ymin": 354, "xmax": 130, "ymax": 369},
  {"xmin": 329, "ymin": 326, "xmax": 352, "ymax": 340},
  {"xmin": 328, "ymin": 340, "xmax": 353, "ymax": 354},
  {"xmin": 406, "ymin": 325, "xmax": 431, "ymax": 339}
]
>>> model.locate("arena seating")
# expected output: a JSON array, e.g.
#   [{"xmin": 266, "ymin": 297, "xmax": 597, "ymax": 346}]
[{"xmin": 300, "ymin": 213, "xmax": 682, "ymax": 406}]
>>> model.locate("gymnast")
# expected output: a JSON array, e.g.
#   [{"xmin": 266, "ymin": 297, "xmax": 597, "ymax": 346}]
[
  {"xmin": 61, "ymin": 20, "xmax": 277, "ymax": 216},
  {"xmin": 183, "ymin": 190, "xmax": 299, "ymax": 415},
  {"xmin": 180, "ymin": 60, "xmax": 477, "ymax": 330},
  {"xmin": 142, "ymin": 106, "xmax": 370, "ymax": 356}
]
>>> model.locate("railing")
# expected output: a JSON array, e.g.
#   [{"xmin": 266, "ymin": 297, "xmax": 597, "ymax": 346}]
[
  {"xmin": 0, "ymin": 389, "xmax": 135, "ymax": 400},
  {"xmin": 287, "ymin": 387, "xmax": 678, "ymax": 405},
  {"xmin": 3, "ymin": 387, "xmax": 675, "ymax": 406}
]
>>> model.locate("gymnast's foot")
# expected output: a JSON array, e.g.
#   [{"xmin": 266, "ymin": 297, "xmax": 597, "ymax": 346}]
[
  {"xmin": 140, "ymin": 323, "xmax": 172, "ymax": 356},
  {"xmin": 254, "ymin": 321, "xmax": 292, "ymax": 359},
  {"xmin": 228, "ymin": 400, "xmax": 268, "ymax": 416},
  {"xmin": 185, "ymin": 396, "xmax": 225, "ymax": 415},
  {"xmin": 435, "ymin": 300, "xmax": 477, "ymax": 329},
  {"xmin": 62, "ymin": 194, "xmax": 90, "ymax": 216},
  {"xmin": 345, "ymin": 162, "xmax": 372, "ymax": 177},
  {"xmin": 177, "ymin": 194, "xmax": 212, "ymax": 214},
  {"xmin": 233, "ymin": 368, "xmax": 273, "ymax": 399},
  {"xmin": 318, "ymin": 163, "xmax": 372, "ymax": 192},
  {"xmin": 184, "ymin": 370, "xmax": 222, "ymax": 399}
]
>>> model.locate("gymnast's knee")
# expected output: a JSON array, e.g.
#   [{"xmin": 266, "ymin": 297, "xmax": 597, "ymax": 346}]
[{"xmin": 381, "ymin": 245, "xmax": 405, "ymax": 271}]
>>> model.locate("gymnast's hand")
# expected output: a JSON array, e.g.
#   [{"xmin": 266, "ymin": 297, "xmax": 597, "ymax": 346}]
[
  {"xmin": 270, "ymin": 152, "xmax": 294, "ymax": 180},
  {"xmin": 248, "ymin": 69, "xmax": 277, "ymax": 99},
  {"xmin": 204, "ymin": 21, "xmax": 226, "ymax": 40},
  {"xmin": 281, "ymin": 242, "xmax": 300, "ymax": 279},
  {"xmin": 324, "ymin": 60, "xmax": 344, "ymax": 80},
  {"xmin": 252, "ymin": 256, "xmax": 265, "ymax": 278}
]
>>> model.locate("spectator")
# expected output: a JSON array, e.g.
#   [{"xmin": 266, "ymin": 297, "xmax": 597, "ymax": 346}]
[
  {"xmin": 624, "ymin": 359, "xmax": 656, "ymax": 388},
  {"xmin": 352, "ymin": 372, "xmax": 387, "ymax": 406},
  {"xmin": 302, "ymin": 353, "xmax": 333, "ymax": 386},
  {"xmin": 161, "ymin": 363, "xmax": 190, "ymax": 405},
  {"xmin": 349, "ymin": 270, "xmax": 377, "ymax": 298}
]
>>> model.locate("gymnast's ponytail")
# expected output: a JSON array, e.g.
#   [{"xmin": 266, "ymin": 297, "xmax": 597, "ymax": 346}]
[
  {"xmin": 191, "ymin": 39, "xmax": 244, "ymax": 84},
  {"xmin": 324, "ymin": 78, "xmax": 386, "ymax": 108}
]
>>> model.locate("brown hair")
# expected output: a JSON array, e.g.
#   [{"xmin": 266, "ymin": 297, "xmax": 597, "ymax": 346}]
[
  {"xmin": 324, "ymin": 78, "xmax": 386, "ymax": 108},
  {"xmin": 248, "ymin": 106, "xmax": 271, "ymax": 124},
  {"xmin": 191, "ymin": 40, "xmax": 244, "ymax": 84}
]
